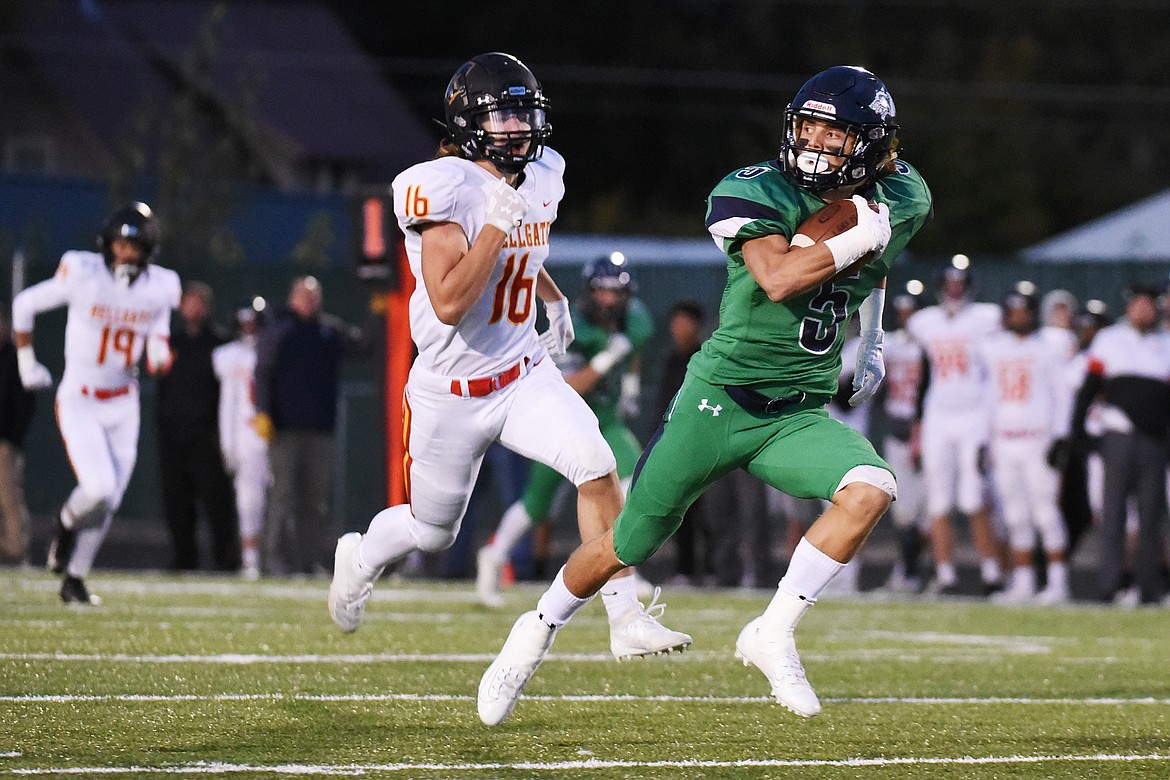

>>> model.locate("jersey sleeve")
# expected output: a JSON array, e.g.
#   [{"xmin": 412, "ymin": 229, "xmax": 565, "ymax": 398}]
[
  {"xmin": 704, "ymin": 166, "xmax": 801, "ymax": 254},
  {"xmin": 148, "ymin": 268, "xmax": 182, "ymax": 339},
  {"xmin": 10, "ymin": 252, "xmax": 78, "ymax": 331},
  {"xmin": 625, "ymin": 299, "xmax": 655, "ymax": 351},
  {"xmin": 392, "ymin": 161, "xmax": 469, "ymax": 237},
  {"xmin": 873, "ymin": 161, "xmax": 934, "ymax": 263}
]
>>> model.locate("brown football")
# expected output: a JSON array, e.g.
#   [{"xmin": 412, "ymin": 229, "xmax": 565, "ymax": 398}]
[{"xmin": 791, "ymin": 199, "xmax": 878, "ymax": 247}]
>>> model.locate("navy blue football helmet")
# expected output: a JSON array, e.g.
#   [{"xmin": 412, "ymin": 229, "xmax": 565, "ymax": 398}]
[
  {"xmin": 581, "ymin": 252, "xmax": 634, "ymax": 325},
  {"xmin": 97, "ymin": 201, "xmax": 160, "ymax": 268},
  {"xmin": 780, "ymin": 66, "xmax": 899, "ymax": 192},
  {"xmin": 444, "ymin": 52, "xmax": 551, "ymax": 175}
]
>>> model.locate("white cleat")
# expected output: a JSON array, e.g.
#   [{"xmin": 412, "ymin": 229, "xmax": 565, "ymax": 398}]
[
  {"xmin": 735, "ymin": 616, "xmax": 821, "ymax": 717},
  {"xmin": 991, "ymin": 583, "xmax": 1034, "ymax": 605},
  {"xmin": 478, "ymin": 610, "xmax": 558, "ymax": 726},
  {"xmin": 328, "ymin": 532, "xmax": 383, "ymax": 633},
  {"xmin": 475, "ymin": 546, "xmax": 505, "ymax": 609},
  {"xmin": 609, "ymin": 587, "xmax": 693, "ymax": 660}
]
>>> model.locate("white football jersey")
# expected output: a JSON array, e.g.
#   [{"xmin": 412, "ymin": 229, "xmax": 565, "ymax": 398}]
[
  {"xmin": 12, "ymin": 250, "xmax": 181, "ymax": 391},
  {"xmin": 906, "ymin": 302, "xmax": 1001, "ymax": 415},
  {"xmin": 392, "ymin": 149, "xmax": 566, "ymax": 377},
  {"xmin": 882, "ymin": 327, "xmax": 924, "ymax": 422},
  {"xmin": 212, "ymin": 337, "xmax": 266, "ymax": 457},
  {"xmin": 977, "ymin": 330, "xmax": 1071, "ymax": 439}
]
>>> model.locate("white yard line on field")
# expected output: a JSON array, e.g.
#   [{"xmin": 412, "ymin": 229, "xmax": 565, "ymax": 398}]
[
  {"xmin": 4, "ymin": 753, "xmax": 1170, "ymax": 775},
  {"xmin": 2, "ymin": 692, "xmax": 1168, "ymax": 705}
]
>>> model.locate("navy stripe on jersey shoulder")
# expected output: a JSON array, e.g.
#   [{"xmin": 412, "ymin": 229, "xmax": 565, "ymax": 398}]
[{"xmin": 705, "ymin": 196, "xmax": 784, "ymax": 228}]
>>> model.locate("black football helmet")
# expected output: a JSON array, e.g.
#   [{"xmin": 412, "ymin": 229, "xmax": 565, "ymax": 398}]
[
  {"xmin": 1003, "ymin": 281, "xmax": 1040, "ymax": 335},
  {"xmin": 98, "ymin": 201, "xmax": 161, "ymax": 268},
  {"xmin": 581, "ymin": 252, "xmax": 634, "ymax": 326},
  {"xmin": 780, "ymin": 66, "xmax": 899, "ymax": 192},
  {"xmin": 444, "ymin": 52, "xmax": 551, "ymax": 175}
]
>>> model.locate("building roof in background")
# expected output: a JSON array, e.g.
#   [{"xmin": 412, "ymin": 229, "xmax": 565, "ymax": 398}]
[
  {"xmin": 9, "ymin": 0, "xmax": 436, "ymax": 185},
  {"xmin": 1023, "ymin": 188, "xmax": 1170, "ymax": 263}
]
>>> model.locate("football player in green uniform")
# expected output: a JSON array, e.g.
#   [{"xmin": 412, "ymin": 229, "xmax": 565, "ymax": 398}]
[
  {"xmin": 476, "ymin": 252, "xmax": 656, "ymax": 616},
  {"xmin": 479, "ymin": 65, "xmax": 934, "ymax": 725}
]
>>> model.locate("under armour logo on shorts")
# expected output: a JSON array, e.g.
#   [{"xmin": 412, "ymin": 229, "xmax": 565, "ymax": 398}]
[{"xmin": 697, "ymin": 399, "xmax": 722, "ymax": 416}]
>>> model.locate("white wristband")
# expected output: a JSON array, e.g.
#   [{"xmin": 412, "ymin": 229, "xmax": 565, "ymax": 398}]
[
  {"xmin": 16, "ymin": 345, "xmax": 39, "ymax": 373},
  {"xmin": 824, "ymin": 232, "xmax": 869, "ymax": 272}
]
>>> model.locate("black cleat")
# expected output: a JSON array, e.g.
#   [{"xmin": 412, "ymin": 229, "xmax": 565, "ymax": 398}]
[
  {"xmin": 46, "ymin": 508, "xmax": 77, "ymax": 575},
  {"xmin": 59, "ymin": 575, "xmax": 100, "ymax": 605}
]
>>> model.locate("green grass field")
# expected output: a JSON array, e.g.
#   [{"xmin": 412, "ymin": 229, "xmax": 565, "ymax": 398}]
[{"xmin": 2, "ymin": 568, "xmax": 1169, "ymax": 779}]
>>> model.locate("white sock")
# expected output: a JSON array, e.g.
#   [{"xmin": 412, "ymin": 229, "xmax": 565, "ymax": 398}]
[
  {"xmin": 936, "ymin": 560, "xmax": 957, "ymax": 586},
  {"xmin": 1011, "ymin": 565, "xmax": 1036, "ymax": 594},
  {"xmin": 761, "ymin": 589, "xmax": 814, "ymax": 634},
  {"xmin": 490, "ymin": 501, "xmax": 534, "ymax": 558},
  {"xmin": 980, "ymin": 557, "xmax": 1003, "ymax": 584},
  {"xmin": 357, "ymin": 504, "xmax": 416, "ymax": 570},
  {"xmin": 536, "ymin": 566, "xmax": 594, "ymax": 628},
  {"xmin": 1046, "ymin": 560, "xmax": 1068, "ymax": 591},
  {"xmin": 777, "ymin": 537, "xmax": 846, "ymax": 601},
  {"xmin": 599, "ymin": 572, "xmax": 640, "ymax": 622}
]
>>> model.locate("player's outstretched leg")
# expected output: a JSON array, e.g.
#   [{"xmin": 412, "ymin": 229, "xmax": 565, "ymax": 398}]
[
  {"xmin": 328, "ymin": 532, "xmax": 384, "ymax": 632},
  {"xmin": 46, "ymin": 505, "xmax": 77, "ymax": 575},
  {"xmin": 478, "ymin": 610, "xmax": 558, "ymax": 726},
  {"xmin": 607, "ymin": 585, "xmax": 692, "ymax": 661},
  {"xmin": 734, "ymin": 592, "xmax": 821, "ymax": 717},
  {"xmin": 59, "ymin": 575, "xmax": 101, "ymax": 606},
  {"xmin": 475, "ymin": 544, "xmax": 506, "ymax": 609}
]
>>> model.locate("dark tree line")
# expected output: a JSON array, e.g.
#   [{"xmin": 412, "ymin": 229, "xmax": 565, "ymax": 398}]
[{"xmin": 339, "ymin": 1, "xmax": 1170, "ymax": 254}]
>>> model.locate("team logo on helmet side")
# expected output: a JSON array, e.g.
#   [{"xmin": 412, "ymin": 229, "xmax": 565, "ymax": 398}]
[{"xmin": 868, "ymin": 88, "xmax": 895, "ymax": 122}]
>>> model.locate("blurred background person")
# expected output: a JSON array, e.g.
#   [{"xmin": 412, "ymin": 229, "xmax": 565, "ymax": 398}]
[
  {"xmin": 1041, "ymin": 288, "xmax": 1079, "ymax": 359},
  {"xmin": 156, "ymin": 281, "xmax": 239, "ymax": 572},
  {"xmin": 476, "ymin": 253, "xmax": 655, "ymax": 605},
  {"xmin": 655, "ymin": 300, "xmax": 715, "ymax": 585},
  {"xmin": 978, "ymin": 284, "xmax": 1073, "ymax": 604},
  {"xmin": 877, "ymin": 286, "xmax": 929, "ymax": 592},
  {"xmin": 212, "ymin": 297, "xmax": 270, "ymax": 580},
  {"xmin": 906, "ymin": 259, "xmax": 1004, "ymax": 596},
  {"xmin": 1070, "ymin": 283, "xmax": 1170, "ymax": 605},
  {"xmin": 255, "ymin": 275, "xmax": 370, "ymax": 575},
  {"xmin": 0, "ymin": 311, "xmax": 36, "ymax": 566}
]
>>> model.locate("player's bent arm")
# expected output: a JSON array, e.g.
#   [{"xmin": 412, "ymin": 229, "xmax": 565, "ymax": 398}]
[
  {"xmin": 742, "ymin": 234, "xmax": 844, "ymax": 302},
  {"xmin": 420, "ymin": 221, "xmax": 507, "ymax": 326},
  {"xmin": 11, "ymin": 276, "xmax": 70, "ymax": 338},
  {"xmin": 535, "ymin": 266, "xmax": 565, "ymax": 303}
]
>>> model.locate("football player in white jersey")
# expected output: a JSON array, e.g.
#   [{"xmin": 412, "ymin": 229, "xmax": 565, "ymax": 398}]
[
  {"xmin": 328, "ymin": 53, "xmax": 689, "ymax": 659},
  {"xmin": 906, "ymin": 260, "xmax": 1004, "ymax": 595},
  {"xmin": 977, "ymin": 286, "xmax": 1073, "ymax": 604},
  {"xmin": 212, "ymin": 297, "xmax": 270, "ymax": 580},
  {"xmin": 878, "ymin": 289, "xmax": 929, "ymax": 592},
  {"xmin": 12, "ymin": 202, "xmax": 181, "ymax": 604}
]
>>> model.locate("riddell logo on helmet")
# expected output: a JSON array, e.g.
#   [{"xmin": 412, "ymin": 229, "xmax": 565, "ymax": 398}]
[{"xmin": 802, "ymin": 100, "xmax": 836, "ymax": 115}]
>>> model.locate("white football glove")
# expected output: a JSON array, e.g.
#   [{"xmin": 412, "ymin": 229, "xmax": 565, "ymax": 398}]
[
  {"xmin": 538, "ymin": 297, "xmax": 575, "ymax": 357},
  {"xmin": 16, "ymin": 345, "xmax": 52, "ymax": 390},
  {"xmin": 590, "ymin": 332, "xmax": 633, "ymax": 376},
  {"xmin": 849, "ymin": 329, "xmax": 885, "ymax": 407},
  {"xmin": 484, "ymin": 177, "xmax": 529, "ymax": 235},
  {"xmin": 619, "ymin": 373, "xmax": 641, "ymax": 420},
  {"xmin": 146, "ymin": 334, "xmax": 173, "ymax": 376},
  {"xmin": 824, "ymin": 195, "xmax": 892, "ymax": 271}
]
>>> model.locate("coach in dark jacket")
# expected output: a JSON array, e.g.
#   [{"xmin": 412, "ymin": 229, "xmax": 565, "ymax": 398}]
[
  {"xmin": 156, "ymin": 282, "xmax": 240, "ymax": 571},
  {"xmin": 0, "ymin": 312, "xmax": 36, "ymax": 564},
  {"xmin": 254, "ymin": 276, "xmax": 370, "ymax": 574}
]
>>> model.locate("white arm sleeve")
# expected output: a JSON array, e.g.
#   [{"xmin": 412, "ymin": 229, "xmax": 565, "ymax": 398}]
[
  {"xmin": 857, "ymin": 286, "xmax": 886, "ymax": 334},
  {"xmin": 211, "ymin": 347, "xmax": 235, "ymax": 459},
  {"xmin": 12, "ymin": 275, "xmax": 70, "ymax": 332}
]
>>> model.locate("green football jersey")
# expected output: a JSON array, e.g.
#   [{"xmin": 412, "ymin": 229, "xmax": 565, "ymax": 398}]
[
  {"xmin": 556, "ymin": 297, "xmax": 654, "ymax": 427},
  {"xmin": 689, "ymin": 159, "xmax": 933, "ymax": 397}
]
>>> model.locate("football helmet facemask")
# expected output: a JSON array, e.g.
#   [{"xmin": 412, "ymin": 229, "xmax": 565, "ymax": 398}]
[
  {"xmin": 444, "ymin": 52, "xmax": 551, "ymax": 175},
  {"xmin": 780, "ymin": 66, "xmax": 899, "ymax": 192},
  {"xmin": 98, "ymin": 201, "xmax": 161, "ymax": 278}
]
